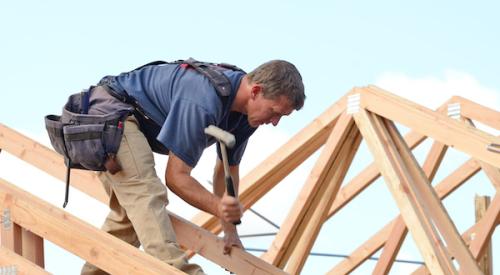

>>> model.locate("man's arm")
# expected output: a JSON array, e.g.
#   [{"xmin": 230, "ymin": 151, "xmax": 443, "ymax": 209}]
[
  {"xmin": 165, "ymin": 152, "xmax": 242, "ymax": 224},
  {"xmin": 213, "ymin": 158, "xmax": 244, "ymax": 254}
]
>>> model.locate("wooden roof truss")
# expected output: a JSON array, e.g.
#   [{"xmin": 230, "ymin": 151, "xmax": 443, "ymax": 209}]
[{"xmin": 1, "ymin": 85, "xmax": 498, "ymax": 274}]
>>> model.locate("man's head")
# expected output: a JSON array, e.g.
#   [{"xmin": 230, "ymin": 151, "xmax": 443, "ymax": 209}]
[
  {"xmin": 244, "ymin": 60, "xmax": 306, "ymax": 127},
  {"xmin": 247, "ymin": 60, "xmax": 305, "ymax": 110}
]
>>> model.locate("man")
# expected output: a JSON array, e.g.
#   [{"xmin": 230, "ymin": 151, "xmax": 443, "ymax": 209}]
[{"xmin": 81, "ymin": 59, "xmax": 305, "ymax": 274}]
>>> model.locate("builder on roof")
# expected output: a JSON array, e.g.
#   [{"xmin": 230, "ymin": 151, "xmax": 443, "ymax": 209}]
[{"xmin": 80, "ymin": 59, "xmax": 305, "ymax": 274}]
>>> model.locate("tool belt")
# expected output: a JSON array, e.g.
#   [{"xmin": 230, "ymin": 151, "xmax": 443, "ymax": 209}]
[{"xmin": 44, "ymin": 87, "xmax": 130, "ymax": 207}]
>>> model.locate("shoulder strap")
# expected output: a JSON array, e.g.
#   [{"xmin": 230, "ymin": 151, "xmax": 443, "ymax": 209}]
[
  {"xmin": 131, "ymin": 58, "xmax": 245, "ymax": 97},
  {"xmin": 181, "ymin": 58, "xmax": 235, "ymax": 96}
]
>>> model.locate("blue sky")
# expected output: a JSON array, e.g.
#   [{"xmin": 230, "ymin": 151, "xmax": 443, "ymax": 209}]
[{"xmin": 1, "ymin": 1, "xmax": 499, "ymax": 274}]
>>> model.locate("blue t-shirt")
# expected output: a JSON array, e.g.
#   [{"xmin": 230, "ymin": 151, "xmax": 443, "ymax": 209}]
[{"xmin": 103, "ymin": 63, "xmax": 256, "ymax": 167}]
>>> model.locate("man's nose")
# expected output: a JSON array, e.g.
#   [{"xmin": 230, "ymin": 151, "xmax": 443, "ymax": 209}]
[{"xmin": 271, "ymin": 116, "xmax": 281, "ymax": 126}]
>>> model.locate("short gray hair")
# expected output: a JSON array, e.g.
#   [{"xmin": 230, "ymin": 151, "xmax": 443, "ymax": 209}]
[{"xmin": 247, "ymin": 60, "xmax": 305, "ymax": 110}]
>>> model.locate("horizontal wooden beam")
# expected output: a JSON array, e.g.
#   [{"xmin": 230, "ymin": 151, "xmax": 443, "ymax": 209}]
[
  {"xmin": 0, "ymin": 246, "xmax": 50, "ymax": 275},
  {"xmin": 0, "ymin": 178, "xmax": 184, "ymax": 275}
]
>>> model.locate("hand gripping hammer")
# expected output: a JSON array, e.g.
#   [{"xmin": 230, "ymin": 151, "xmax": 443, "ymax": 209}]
[{"xmin": 204, "ymin": 125, "xmax": 241, "ymax": 225}]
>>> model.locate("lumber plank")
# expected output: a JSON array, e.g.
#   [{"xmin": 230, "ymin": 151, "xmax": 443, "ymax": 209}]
[
  {"xmin": 326, "ymin": 219, "xmax": 396, "ymax": 275},
  {"xmin": 0, "ymin": 246, "xmax": 50, "ymax": 275},
  {"xmin": 480, "ymin": 162, "xmax": 500, "ymax": 190},
  {"xmin": 21, "ymin": 228, "xmax": 44, "ymax": 268},
  {"xmin": 326, "ymin": 129, "xmax": 427, "ymax": 219},
  {"xmin": 285, "ymin": 124, "xmax": 362, "ymax": 274},
  {"xmin": 468, "ymin": 193, "xmax": 500, "ymax": 261},
  {"xmin": 262, "ymin": 113, "xmax": 355, "ymax": 268},
  {"xmin": 463, "ymin": 118, "xmax": 500, "ymax": 190},
  {"xmin": 0, "ymin": 178, "xmax": 184, "ymax": 275},
  {"xmin": 327, "ymin": 157, "xmax": 481, "ymax": 274},
  {"xmin": 474, "ymin": 195, "xmax": 493, "ymax": 275},
  {"xmin": 353, "ymin": 108, "xmax": 456, "ymax": 275},
  {"xmin": 0, "ymin": 124, "xmax": 284, "ymax": 274},
  {"xmin": 452, "ymin": 96, "xmax": 500, "ymax": 131},
  {"xmin": 372, "ymin": 141, "xmax": 447, "ymax": 275},
  {"xmin": 169, "ymin": 213, "xmax": 287, "ymax": 275},
  {"xmin": 1, "ymin": 221, "xmax": 22, "ymax": 254},
  {"xmin": 326, "ymin": 100, "xmax": 453, "ymax": 220},
  {"xmin": 412, "ymin": 193, "xmax": 499, "ymax": 274},
  {"xmin": 0, "ymin": 123, "xmax": 107, "ymax": 203},
  {"xmin": 360, "ymin": 86, "xmax": 500, "ymax": 168},
  {"xmin": 384, "ymin": 117, "xmax": 481, "ymax": 274}
]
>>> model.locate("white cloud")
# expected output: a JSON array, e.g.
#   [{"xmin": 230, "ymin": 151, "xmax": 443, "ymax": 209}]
[{"xmin": 375, "ymin": 70, "xmax": 500, "ymax": 110}]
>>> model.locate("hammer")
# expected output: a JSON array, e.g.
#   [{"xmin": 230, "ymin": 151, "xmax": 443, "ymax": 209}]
[{"xmin": 204, "ymin": 125, "xmax": 241, "ymax": 225}]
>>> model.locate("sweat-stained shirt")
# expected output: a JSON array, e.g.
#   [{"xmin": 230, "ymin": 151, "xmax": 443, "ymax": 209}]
[{"xmin": 97, "ymin": 62, "xmax": 257, "ymax": 167}]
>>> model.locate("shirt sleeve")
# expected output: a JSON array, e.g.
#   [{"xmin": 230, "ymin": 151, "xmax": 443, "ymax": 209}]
[{"xmin": 157, "ymin": 98, "xmax": 216, "ymax": 167}]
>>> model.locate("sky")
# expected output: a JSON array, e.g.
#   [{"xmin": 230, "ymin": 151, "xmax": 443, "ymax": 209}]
[{"xmin": 0, "ymin": 1, "xmax": 499, "ymax": 274}]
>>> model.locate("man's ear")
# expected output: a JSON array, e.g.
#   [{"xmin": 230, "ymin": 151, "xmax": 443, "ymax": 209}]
[{"xmin": 250, "ymin": 84, "xmax": 263, "ymax": 99}]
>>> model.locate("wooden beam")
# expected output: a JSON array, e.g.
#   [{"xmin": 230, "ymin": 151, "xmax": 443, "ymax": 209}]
[
  {"xmin": 190, "ymin": 94, "xmax": 348, "ymax": 233},
  {"xmin": 382, "ymin": 114, "xmax": 481, "ymax": 274},
  {"xmin": 0, "ymin": 177, "xmax": 185, "ymax": 275},
  {"xmin": 360, "ymin": 86, "xmax": 500, "ymax": 168},
  {"xmin": 169, "ymin": 213, "xmax": 287, "ymax": 275},
  {"xmin": 326, "ymin": 130, "xmax": 427, "ymax": 219},
  {"xmin": 0, "ymin": 124, "xmax": 284, "ymax": 275},
  {"xmin": 373, "ymin": 141, "xmax": 448, "ymax": 275},
  {"xmin": 452, "ymin": 96, "xmax": 500, "ymax": 131},
  {"xmin": 285, "ymin": 122, "xmax": 362, "ymax": 274},
  {"xmin": 327, "ymin": 157, "xmax": 481, "ymax": 274},
  {"xmin": 1, "ymin": 220, "xmax": 22, "ymax": 254},
  {"xmin": 474, "ymin": 195, "xmax": 493, "ymax": 275},
  {"xmin": 325, "ymin": 99, "xmax": 454, "ymax": 221},
  {"xmin": 262, "ymin": 113, "xmax": 355, "ymax": 268},
  {"xmin": 480, "ymin": 163, "xmax": 500, "ymax": 190},
  {"xmin": 0, "ymin": 123, "xmax": 107, "ymax": 202},
  {"xmin": 412, "ymin": 193, "xmax": 500, "ymax": 274},
  {"xmin": 463, "ymin": 118, "xmax": 500, "ymax": 190},
  {"xmin": 354, "ymin": 108, "xmax": 459, "ymax": 275},
  {"xmin": 469, "ymin": 194, "xmax": 499, "ymax": 262},
  {"xmin": 0, "ymin": 246, "xmax": 50, "ymax": 275},
  {"xmin": 21, "ymin": 229, "xmax": 44, "ymax": 268}
]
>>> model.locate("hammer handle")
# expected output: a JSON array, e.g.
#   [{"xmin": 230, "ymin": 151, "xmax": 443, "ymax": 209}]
[{"xmin": 225, "ymin": 175, "xmax": 241, "ymax": 225}]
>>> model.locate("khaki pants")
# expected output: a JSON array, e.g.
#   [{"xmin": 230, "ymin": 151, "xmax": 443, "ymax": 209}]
[{"xmin": 81, "ymin": 117, "xmax": 205, "ymax": 275}]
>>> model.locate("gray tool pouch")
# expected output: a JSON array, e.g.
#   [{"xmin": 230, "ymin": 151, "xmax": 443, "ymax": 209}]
[
  {"xmin": 45, "ymin": 90, "xmax": 130, "ymax": 207},
  {"xmin": 45, "ymin": 93, "xmax": 127, "ymax": 171}
]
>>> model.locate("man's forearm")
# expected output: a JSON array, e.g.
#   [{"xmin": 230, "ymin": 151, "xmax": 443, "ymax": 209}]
[{"xmin": 168, "ymin": 171, "xmax": 221, "ymax": 217}]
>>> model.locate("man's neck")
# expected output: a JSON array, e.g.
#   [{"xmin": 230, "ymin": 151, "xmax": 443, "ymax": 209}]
[{"xmin": 230, "ymin": 75, "xmax": 250, "ymax": 114}]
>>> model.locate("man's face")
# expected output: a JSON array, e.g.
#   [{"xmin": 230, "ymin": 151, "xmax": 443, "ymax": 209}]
[{"xmin": 247, "ymin": 89, "xmax": 294, "ymax": 128}]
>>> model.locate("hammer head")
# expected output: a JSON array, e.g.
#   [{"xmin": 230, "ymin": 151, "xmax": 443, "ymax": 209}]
[{"xmin": 204, "ymin": 125, "xmax": 236, "ymax": 149}]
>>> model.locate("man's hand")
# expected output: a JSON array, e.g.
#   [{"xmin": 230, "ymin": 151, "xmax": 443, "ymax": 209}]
[
  {"xmin": 218, "ymin": 195, "xmax": 243, "ymax": 224},
  {"xmin": 223, "ymin": 231, "xmax": 243, "ymax": 255}
]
